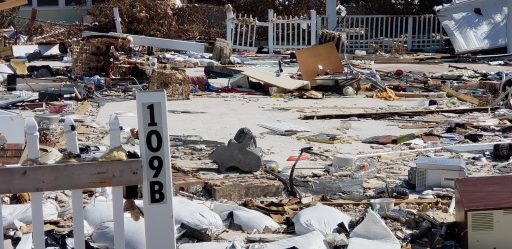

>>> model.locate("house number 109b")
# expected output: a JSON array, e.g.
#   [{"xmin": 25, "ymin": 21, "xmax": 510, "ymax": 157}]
[{"xmin": 143, "ymin": 103, "xmax": 168, "ymax": 204}]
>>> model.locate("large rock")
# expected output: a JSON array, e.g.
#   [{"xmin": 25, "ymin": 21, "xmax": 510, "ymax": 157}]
[{"xmin": 209, "ymin": 128, "xmax": 263, "ymax": 173}]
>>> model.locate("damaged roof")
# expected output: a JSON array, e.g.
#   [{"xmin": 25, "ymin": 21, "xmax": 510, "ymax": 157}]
[{"xmin": 456, "ymin": 175, "xmax": 512, "ymax": 212}]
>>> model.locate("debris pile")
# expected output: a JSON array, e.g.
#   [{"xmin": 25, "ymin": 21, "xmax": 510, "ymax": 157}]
[{"xmin": 2, "ymin": 1, "xmax": 512, "ymax": 249}]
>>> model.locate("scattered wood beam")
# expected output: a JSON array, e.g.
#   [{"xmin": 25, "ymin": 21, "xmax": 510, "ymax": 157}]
[{"xmin": 300, "ymin": 107, "xmax": 497, "ymax": 120}]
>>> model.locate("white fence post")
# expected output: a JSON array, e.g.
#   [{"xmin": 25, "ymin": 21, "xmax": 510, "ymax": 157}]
[
  {"xmin": 26, "ymin": 118, "xmax": 45, "ymax": 249},
  {"xmin": 226, "ymin": 7, "xmax": 234, "ymax": 45},
  {"xmin": 268, "ymin": 9, "xmax": 274, "ymax": 53},
  {"xmin": 310, "ymin": 10, "xmax": 317, "ymax": 45},
  {"xmin": 407, "ymin": 16, "xmax": 414, "ymax": 51},
  {"xmin": 113, "ymin": 7, "xmax": 122, "ymax": 33},
  {"xmin": 109, "ymin": 114, "xmax": 126, "ymax": 249},
  {"xmin": 64, "ymin": 117, "xmax": 85, "ymax": 249}
]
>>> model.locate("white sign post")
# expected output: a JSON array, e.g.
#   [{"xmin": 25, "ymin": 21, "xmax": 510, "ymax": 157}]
[{"xmin": 136, "ymin": 91, "xmax": 176, "ymax": 249}]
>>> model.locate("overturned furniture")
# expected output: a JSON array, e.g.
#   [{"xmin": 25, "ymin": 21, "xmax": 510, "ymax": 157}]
[{"xmin": 209, "ymin": 128, "xmax": 263, "ymax": 173}]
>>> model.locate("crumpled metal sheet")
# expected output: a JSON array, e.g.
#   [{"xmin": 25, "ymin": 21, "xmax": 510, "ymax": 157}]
[{"xmin": 436, "ymin": 0, "xmax": 508, "ymax": 53}]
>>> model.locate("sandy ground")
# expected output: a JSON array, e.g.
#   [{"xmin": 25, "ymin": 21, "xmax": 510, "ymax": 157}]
[
  {"xmin": 79, "ymin": 63, "xmax": 502, "ymax": 174},
  {"xmin": 97, "ymin": 94, "xmax": 425, "ymax": 172}
]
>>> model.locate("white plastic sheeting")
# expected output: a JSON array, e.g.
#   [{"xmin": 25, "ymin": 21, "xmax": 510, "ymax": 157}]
[
  {"xmin": 249, "ymin": 231, "xmax": 328, "ymax": 249},
  {"xmin": 347, "ymin": 210, "xmax": 400, "ymax": 249},
  {"xmin": 292, "ymin": 204, "xmax": 352, "ymax": 236},
  {"xmin": 1, "ymin": 200, "xmax": 59, "ymax": 229},
  {"xmin": 436, "ymin": 0, "xmax": 508, "ymax": 53}
]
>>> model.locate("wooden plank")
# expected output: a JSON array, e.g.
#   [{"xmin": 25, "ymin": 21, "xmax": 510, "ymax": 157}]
[
  {"xmin": 399, "ymin": 123, "xmax": 437, "ymax": 129},
  {"xmin": 300, "ymin": 107, "xmax": 498, "ymax": 120},
  {"xmin": 0, "ymin": 46, "xmax": 12, "ymax": 58},
  {"xmin": 0, "ymin": 0, "xmax": 27, "ymax": 11},
  {"xmin": 241, "ymin": 67, "xmax": 310, "ymax": 91},
  {"xmin": 321, "ymin": 198, "xmax": 438, "ymax": 206},
  {"xmin": 441, "ymin": 86, "xmax": 480, "ymax": 105},
  {"xmin": 394, "ymin": 92, "xmax": 433, "ymax": 98},
  {"xmin": 0, "ymin": 160, "xmax": 143, "ymax": 194},
  {"xmin": 272, "ymin": 105, "xmax": 373, "ymax": 110}
]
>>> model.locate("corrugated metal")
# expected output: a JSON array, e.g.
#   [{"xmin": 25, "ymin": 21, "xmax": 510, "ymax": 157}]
[{"xmin": 436, "ymin": 0, "xmax": 508, "ymax": 53}]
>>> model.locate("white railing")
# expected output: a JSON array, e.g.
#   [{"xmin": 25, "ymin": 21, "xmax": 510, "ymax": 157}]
[
  {"xmin": 0, "ymin": 115, "xmax": 143, "ymax": 249},
  {"xmin": 318, "ymin": 14, "xmax": 444, "ymax": 53},
  {"xmin": 226, "ymin": 9, "xmax": 317, "ymax": 52}
]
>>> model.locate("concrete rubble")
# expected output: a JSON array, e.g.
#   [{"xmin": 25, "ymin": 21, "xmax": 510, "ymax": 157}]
[{"xmin": 1, "ymin": 1, "xmax": 512, "ymax": 249}]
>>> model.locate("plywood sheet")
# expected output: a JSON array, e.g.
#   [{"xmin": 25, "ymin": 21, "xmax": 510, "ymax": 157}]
[
  {"xmin": 10, "ymin": 59, "xmax": 28, "ymax": 74},
  {"xmin": 295, "ymin": 42, "xmax": 344, "ymax": 85},
  {"xmin": 241, "ymin": 67, "xmax": 310, "ymax": 91}
]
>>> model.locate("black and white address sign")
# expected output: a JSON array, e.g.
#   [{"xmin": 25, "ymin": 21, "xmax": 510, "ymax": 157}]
[{"xmin": 136, "ymin": 91, "xmax": 176, "ymax": 249}]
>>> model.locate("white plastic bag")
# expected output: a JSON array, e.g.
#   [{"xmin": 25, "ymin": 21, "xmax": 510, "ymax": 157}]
[
  {"xmin": 84, "ymin": 196, "xmax": 113, "ymax": 229},
  {"xmin": 292, "ymin": 204, "xmax": 352, "ymax": 236},
  {"xmin": 249, "ymin": 231, "xmax": 328, "ymax": 249},
  {"xmin": 2, "ymin": 200, "xmax": 59, "ymax": 229},
  {"xmin": 91, "ymin": 214, "xmax": 146, "ymax": 249},
  {"xmin": 174, "ymin": 197, "xmax": 224, "ymax": 235}
]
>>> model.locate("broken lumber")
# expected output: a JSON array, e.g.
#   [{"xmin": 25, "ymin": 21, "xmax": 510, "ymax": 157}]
[
  {"xmin": 0, "ymin": 0, "xmax": 27, "ymax": 11},
  {"xmin": 441, "ymin": 86, "xmax": 480, "ymax": 105},
  {"xmin": 241, "ymin": 67, "xmax": 310, "ymax": 91},
  {"xmin": 300, "ymin": 107, "xmax": 497, "ymax": 120},
  {"xmin": 0, "ymin": 160, "xmax": 142, "ymax": 194},
  {"xmin": 321, "ymin": 198, "xmax": 438, "ymax": 207}
]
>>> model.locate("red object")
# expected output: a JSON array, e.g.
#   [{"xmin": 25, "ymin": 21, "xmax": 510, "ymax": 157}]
[
  {"xmin": 394, "ymin": 69, "xmax": 405, "ymax": 77},
  {"xmin": 48, "ymin": 105, "xmax": 65, "ymax": 114},
  {"xmin": 287, "ymin": 154, "xmax": 310, "ymax": 161}
]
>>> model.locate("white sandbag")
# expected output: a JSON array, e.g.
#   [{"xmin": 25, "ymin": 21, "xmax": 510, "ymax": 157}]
[
  {"xmin": 2, "ymin": 200, "xmax": 59, "ymax": 229},
  {"xmin": 249, "ymin": 231, "xmax": 328, "ymax": 249},
  {"xmin": 179, "ymin": 241, "xmax": 244, "ymax": 249},
  {"xmin": 232, "ymin": 209, "xmax": 280, "ymax": 233},
  {"xmin": 174, "ymin": 197, "xmax": 224, "ymax": 235},
  {"xmin": 347, "ymin": 209, "xmax": 400, "ymax": 249},
  {"xmin": 292, "ymin": 204, "xmax": 351, "ymax": 236},
  {"xmin": 91, "ymin": 214, "xmax": 146, "ymax": 249},
  {"xmin": 213, "ymin": 203, "xmax": 279, "ymax": 233},
  {"xmin": 84, "ymin": 196, "xmax": 113, "ymax": 229}
]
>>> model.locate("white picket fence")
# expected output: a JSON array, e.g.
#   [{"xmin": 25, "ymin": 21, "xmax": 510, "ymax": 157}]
[
  {"xmin": 317, "ymin": 14, "xmax": 444, "ymax": 53},
  {"xmin": 226, "ymin": 9, "xmax": 317, "ymax": 52},
  {"xmin": 0, "ymin": 115, "xmax": 143, "ymax": 249}
]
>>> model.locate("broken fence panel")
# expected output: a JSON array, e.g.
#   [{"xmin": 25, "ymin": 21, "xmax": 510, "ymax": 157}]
[
  {"xmin": 226, "ymin": 9, "xmax": 317, "ymax": 52},
  {"xmin": 316, "ymin": 14, "xmax": 444, "ymax": 53},
  {"xmin": 7, "ymin": 116, "xmax": 145, "ymax": 249}
]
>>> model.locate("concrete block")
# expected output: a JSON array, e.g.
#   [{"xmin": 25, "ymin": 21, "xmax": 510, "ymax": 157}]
[
  {"xmin": 206, "ymin": 176, "xmax": 284, "ymax": 201},
  {"xmin": 333, "ymin": 154, "xmax": 357, "ymax": 170},
  {"xmin": 209, "ymin": 128, "xmax": 262, "ymax": 173}
]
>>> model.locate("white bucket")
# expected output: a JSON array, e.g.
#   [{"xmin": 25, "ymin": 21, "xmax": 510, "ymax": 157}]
[{"xmin": 369, "ymin": 198, "xmax": 395, "ymax": 212}]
